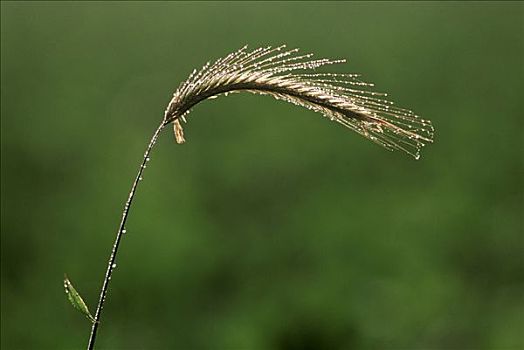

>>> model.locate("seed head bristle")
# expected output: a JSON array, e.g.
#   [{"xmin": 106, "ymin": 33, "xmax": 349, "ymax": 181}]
[{"xmin": 164, "ymin": 45, "xmax": 434, "ymax": 159}]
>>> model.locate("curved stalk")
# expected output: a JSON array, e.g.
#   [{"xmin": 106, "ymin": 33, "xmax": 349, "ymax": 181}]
[
  {"xmin": 87, "ymin": 121, "xmax": 167, "ymax": 350},
  {"xmin": 81, "ymin": 45, "xmax": 433, "ymax": 349}
]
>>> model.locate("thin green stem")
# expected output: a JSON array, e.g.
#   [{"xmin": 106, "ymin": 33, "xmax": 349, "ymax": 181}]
[{"xmin": 87, "ymin": 121, "xmax": 167, "ymax": 350}]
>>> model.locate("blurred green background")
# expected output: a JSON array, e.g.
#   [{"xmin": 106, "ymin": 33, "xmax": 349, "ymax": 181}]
[{"xmin": 1, "ymin": 2, "xmax": 523, "ymax": 349}]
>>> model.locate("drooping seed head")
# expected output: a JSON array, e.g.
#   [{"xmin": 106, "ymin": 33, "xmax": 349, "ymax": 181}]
[{"xmin": 164, "ymin": 45, "xmax": 434, "ymax": 159}]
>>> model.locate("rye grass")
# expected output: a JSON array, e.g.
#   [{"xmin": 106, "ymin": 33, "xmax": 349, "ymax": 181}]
[{"xmin": 64, "ymin": 45, "xmax": 434, "ymax": 349}]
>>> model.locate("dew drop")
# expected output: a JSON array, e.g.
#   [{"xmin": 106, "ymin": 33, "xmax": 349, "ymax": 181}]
[
  {"xmin": 122, "ymin": 229, "xmax": 127, "ymax": 234},
  {"xmin": 112, "ymin": 263, "xmax": 117, "ymax": 268}
]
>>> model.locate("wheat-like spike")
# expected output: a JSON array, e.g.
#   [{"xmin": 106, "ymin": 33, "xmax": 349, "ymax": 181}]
[
  {"xmin": 164, "ymin": 45, "xmax": 434, "ymax": 159},
  {"xmin": 85, "ymin": 46, "xmax": 436, "ymax": 349}
]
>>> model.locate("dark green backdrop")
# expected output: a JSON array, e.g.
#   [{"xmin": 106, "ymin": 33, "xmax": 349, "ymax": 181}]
[{"xmin": 1, "ymin": 2, "xmax": 522, "ymax": 349}]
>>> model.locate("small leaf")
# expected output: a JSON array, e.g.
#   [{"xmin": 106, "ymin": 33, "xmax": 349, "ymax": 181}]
[
  {"xmin": 173, "ymin": 119, "xmax": 185, "ymax": 144},
  {"xmin": 64, "ymin": 274, "xmax": 95, "ymax": 323}
]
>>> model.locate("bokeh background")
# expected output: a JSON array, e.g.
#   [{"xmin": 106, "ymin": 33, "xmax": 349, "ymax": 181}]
[{"xmin": 1, "ymin": 2, "xmax": 522, "ymax": 349}]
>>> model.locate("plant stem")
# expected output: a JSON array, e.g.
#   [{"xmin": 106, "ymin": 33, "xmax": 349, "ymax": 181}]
[{"xmin": 87, "ymin": 121, "xmax": 167, "ymax": 350}]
